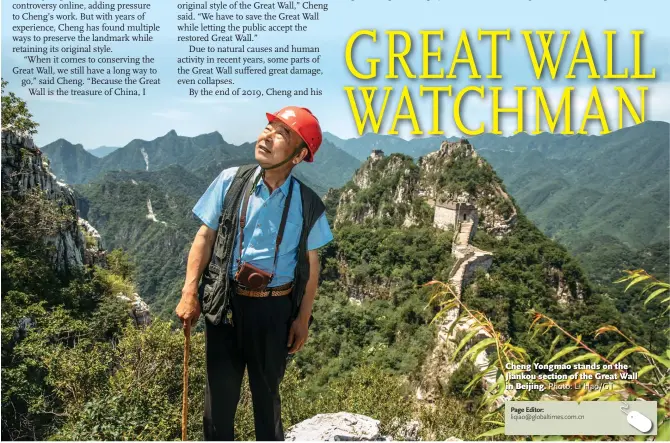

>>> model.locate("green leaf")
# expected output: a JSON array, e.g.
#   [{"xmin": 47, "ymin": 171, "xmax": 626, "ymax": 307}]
[
  {"xmin": 644, "ymin": 352, "xmax": 670, "ymax": 368},
  {"xmin": 613, "ymin": 273, "xmax": 632, "ymax": 284},
  {"xmin": 565, "ymin": 353, "xmax": 600, "ymax": 365},
  {"xmin": 636, "ymin": 364, "xmax": 656, "ymax": 378},
  {"xmin": 447, "ymin": 312, "xmax": 468, "ymax": 335},
  {"xmin": 463, "ymin": 370, "xmax": 486, "ymax": 392},
  {"xmin": 606, "ymin": 342, "xmax": 627, "ymax": 360},
  {"xmin": 476, "ymin": 426, "xmax": 505, "ymax": 438},
  {"xmin": 625, "ymin": 275, "xmax": 650, "ymax": 292},
  {"xmin": 547, "ymin": 345, "xmax": 580, "ymax": 364},
  {"xmin": 459, "ymin": 337, "xmax": 496, "ymax": 364},
  {"xmin": 612, "ymin": 346, "xmax": 645, "ymax": 364},
  {"xmin": 644, "ymin": 287, "xmax": 668, "ymax": 305},
  {"xmin": 658, "ymin": 419, "xmax": 670, "ymax": 442},
  {"xmin": 453, "ymin": 329, "xmax": 479, "ymax": 359},
  {"xmin": 548, "ymin": 334, "xmax": 561, "ymax": 356},
  {"xmin": 428, "ymin": 305, "xmax": 455, "ymax": 326},
  {"xmin": 507, "ymin": 344, "xmax": 529, "ymax": 359}
]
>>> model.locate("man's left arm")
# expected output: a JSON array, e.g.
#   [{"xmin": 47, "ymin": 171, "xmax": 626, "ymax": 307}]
[
  {"xmin": 297, "ymin": 249, "xmax": 320, "ymax": 324},
  {"xmin": 287, "ymin": 212, "xmax": 333, "ymax": 354}
]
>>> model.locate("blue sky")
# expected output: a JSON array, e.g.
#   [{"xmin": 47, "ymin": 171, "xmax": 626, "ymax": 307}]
[{"xmin": 2, "ymin": 0, "xmax": 669, "ymax": 149}]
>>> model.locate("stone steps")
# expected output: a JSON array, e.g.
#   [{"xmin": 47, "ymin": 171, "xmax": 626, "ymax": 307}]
[{"xmin": 455, "ymin": 221, "xmax": 474, "ymax": 245}]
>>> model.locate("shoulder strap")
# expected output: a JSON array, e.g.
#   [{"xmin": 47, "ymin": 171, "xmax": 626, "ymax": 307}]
[
  {"xmin": 272, "ymin": 177, "xmax": 294, "ymax": 279},
  {"xmin": 237, "ymin": 174, "xmax": 256, "ymax": 267}
]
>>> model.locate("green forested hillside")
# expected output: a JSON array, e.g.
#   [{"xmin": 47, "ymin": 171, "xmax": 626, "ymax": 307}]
[
  {"xmin": 73, "ymin": 167, "xmax": 204, "ymax": 318},
  {"xmin": 294, "ymin": 140, "xmax": 362, "ymax": 193},
  {"xmin": 326, "ymin": 123, "xmax": 669, "ymax": 289},
  {"xmin": 96, "ymin": 130, "xmax": 254, "ymax": 176},
  {"xmin": 49, "ymin": 123, "xmax": 669, "ymax": 314},
  {"xmin": 323, "ymin": 150, "xmax": 624, "ymax": 361},
  {"xmin": 1, "ymin": 150, "xmax": 141, "ymax": 439},
  {"xmin": 473, "ymin": 121, "xmax": 669, "ymax": 284}
]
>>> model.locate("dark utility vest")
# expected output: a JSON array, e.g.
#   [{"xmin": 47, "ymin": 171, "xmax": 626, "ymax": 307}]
[{"xmin": 198, "ymin": 164, "xmax": 326, "ymax": 326}]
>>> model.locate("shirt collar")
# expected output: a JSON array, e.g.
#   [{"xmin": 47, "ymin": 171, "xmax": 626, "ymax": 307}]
[{"xmin": 253, "ymin": 165, "xmax": 293, "ymax": 196}]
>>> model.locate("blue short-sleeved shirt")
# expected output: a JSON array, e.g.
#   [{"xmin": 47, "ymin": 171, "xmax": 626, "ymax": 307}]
[{"xmin": 192, "ymin": 166, "xmax": 334, "ymax": 287}]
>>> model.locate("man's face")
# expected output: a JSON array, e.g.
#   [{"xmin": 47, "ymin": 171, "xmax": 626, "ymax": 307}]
[{"xmin": 255, "ymin": 120, "xmax": 305, "ymax": 167}]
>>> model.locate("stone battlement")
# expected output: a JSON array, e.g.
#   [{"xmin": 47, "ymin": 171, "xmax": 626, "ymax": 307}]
[{"xmin": 369, "ymin": 148, "xmax": 384, "ymax": 160}]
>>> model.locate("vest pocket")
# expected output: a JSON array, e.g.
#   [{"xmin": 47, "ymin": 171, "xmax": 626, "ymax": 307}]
[
  {"xmin": 200, "ymin": 275, "xmax": 216, "ymax": 312},
  {"xmin": 208, "ymin": 262, "xmax": 221, "ymax": 276}
]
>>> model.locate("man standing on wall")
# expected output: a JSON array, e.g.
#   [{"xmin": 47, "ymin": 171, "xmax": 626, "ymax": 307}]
[{"xmin": 175, "ymin": 107, "xmax": 333, "ymax": 441}]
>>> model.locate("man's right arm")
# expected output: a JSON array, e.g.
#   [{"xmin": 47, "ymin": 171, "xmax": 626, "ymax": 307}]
[
  {"xmin": 182, "ymin": 224, "xmax": 216, "ymax": 297},
  {"xmin": 176, "ymin": 166, "xmax": 239, "ymax": 326},
  {"xmin": 176, "ymin": 224, "xmax": 216, "ymax": 326}
]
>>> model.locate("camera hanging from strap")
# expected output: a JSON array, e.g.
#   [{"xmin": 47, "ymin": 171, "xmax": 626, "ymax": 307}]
[{"xmin": 236, "ymin": 171, "xmax": 294, "ymax": 288}]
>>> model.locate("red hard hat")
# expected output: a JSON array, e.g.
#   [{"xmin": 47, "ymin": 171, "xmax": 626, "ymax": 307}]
[{"xmin": 266, "ymin": 106, "xmax": 322, "ymax": 162}]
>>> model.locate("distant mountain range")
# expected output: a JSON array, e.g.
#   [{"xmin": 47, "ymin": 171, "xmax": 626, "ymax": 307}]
[
  {"xmin": 324, "ymin": 132, "xmax": 453, "ymax": 161},
  {"xmin": 86, "ymin": 146, "xmax": 120, "ymax": 158},
  {"xmin": 42, "ymin": 130, "xmax": 362, "ymax": 195}
]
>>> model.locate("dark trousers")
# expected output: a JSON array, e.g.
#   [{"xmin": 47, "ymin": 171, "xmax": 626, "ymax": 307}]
[{"xmin": 203, "ymin": 290, "xmax": 293, "ymax": 441}]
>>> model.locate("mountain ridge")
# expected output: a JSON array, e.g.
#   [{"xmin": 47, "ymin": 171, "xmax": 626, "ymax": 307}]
[{"xmin": 43, "ymin": 129, "xmax": 362, "ymax": 195}]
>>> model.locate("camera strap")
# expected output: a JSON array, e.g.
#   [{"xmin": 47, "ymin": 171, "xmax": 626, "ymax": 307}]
[{"xmin": 238, "ymin": 171, "xmax": 295, "ymax": 283}]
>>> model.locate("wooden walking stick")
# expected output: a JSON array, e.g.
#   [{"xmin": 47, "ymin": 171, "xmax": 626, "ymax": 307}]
[{"xmin": 182, "ymin": 320, "xmax": 191, "ymax": 441}]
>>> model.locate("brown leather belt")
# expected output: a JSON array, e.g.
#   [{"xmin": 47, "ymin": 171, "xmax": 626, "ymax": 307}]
[{"xmin": 234, "ymin": 281, "xmax": 293, "ymax": 297}]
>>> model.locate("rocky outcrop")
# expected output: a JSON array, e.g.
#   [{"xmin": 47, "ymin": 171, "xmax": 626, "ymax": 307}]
[
  {"xmin": 478, "ymin": 184, "xmax": 517, "ymax": 237},
  {"xmin": 146, "ymin": 197, "xmax": 167, "ymax": 225},
  {"xmin": 335, "ymin": 155, "xmax": 422, "ymax": 229},
  {"xmin": 548, "ymin": 266, "xmax": 585, "ymax": 304},
  {"xmin": 285, "ymin": 412, "xmax": 392, "ymax": 441},
  {"xmin": 419, "ymin": 139, "xmax": 517, "ymax": 237},
  {"xmin": 285, "ymin": 413, "xmax": 439, "ymax": 441},
  {"xmin": 2, "ymin": 130, "xmax": 87, "ymax": 274},
  {"xmin": 336, "ymin": 255, "xmax": 397, "ymax": 301},
  {"xmin": 78, "ymin": 218, "xmax": 107, "ymax": 267},
  {"xmin": 116, "ymin": 292, "xmax": 151, "ymax": 326},
  {"xmin": 2, "ymin": 130, "xmax": 151, "ymax": 325}
]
